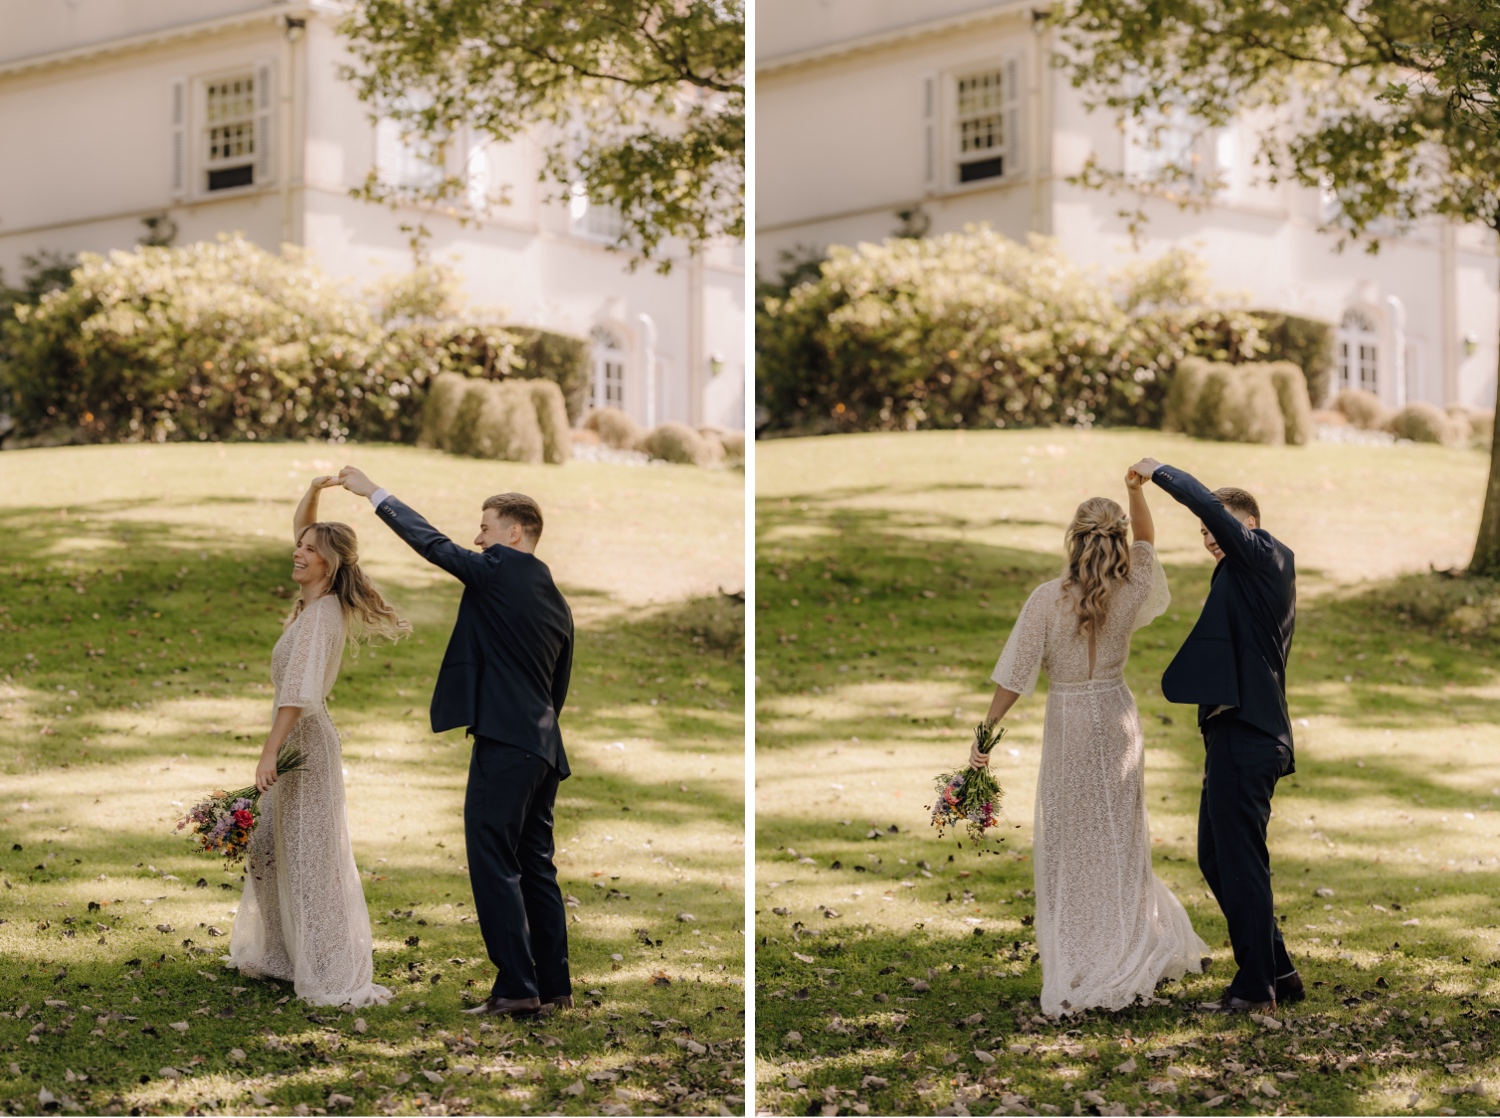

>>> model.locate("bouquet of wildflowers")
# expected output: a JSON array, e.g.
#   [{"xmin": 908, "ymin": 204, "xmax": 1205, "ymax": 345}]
[
  {"xmin": 175, "ymin": 746, "xmax": 307, "ymax": 862},
  {"xmin": 930, "ymin": 720, "xmax": 1006, "ymax": 843}
]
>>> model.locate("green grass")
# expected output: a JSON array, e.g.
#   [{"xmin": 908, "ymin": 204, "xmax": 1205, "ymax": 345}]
[
  {"xmin": 0, "ymin": 442, "xmax": 745, "ymax": 1116},
  {"xmin": 755, "ymin": 429, "xmax": 1500, "ymax": 1117}
]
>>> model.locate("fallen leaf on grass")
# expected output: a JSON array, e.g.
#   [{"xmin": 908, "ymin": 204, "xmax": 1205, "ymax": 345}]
[
  {"xmin": 1113, "ymin": 1057, "xmax": 1137, "ymax": 1075},
  {"xmin": 785, "ymin": 1074, "xmax": 805, "ymax": 1089},
  {"xmin": 792, "ymin": 952, "xmax": 816, "ymax": 964},
  {"xmin": 973, "ymin": 1049, "xmax": 995, "ymax": 1064},
  {"xmin": 393, "ymin": 1072, "xmax": 412, "ymax": 1085},
  {"xmin": 563, "ymin": 1081, "xmax": 585, "ymax": 1096},
  {"xmin": 353, "ymin": 1018, "xmax": 367, "ymax": 1034},
  {"xmin": 861, "ymin": 1076, "xmax": 888, "ymax": 1090}
]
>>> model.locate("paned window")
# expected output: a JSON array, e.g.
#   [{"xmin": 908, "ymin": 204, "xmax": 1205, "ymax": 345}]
[
  {"xmin": 1337, "ymin": 308, "xmax": 1379, "ymax": 397},
  {"xmin": 205, "ymin": 75, "xmax": 256, "ymax": 191},
  {"xmin": 590, "ymin": 325, "xmax": 626, "ymax": 411},
  {"xmin": 954, "ymin": 67, "xmax": 1012, "ymax": 183}
]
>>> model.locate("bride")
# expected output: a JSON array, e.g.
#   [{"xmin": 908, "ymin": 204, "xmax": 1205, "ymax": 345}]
[
  {"xmin": 971, "ymin": 470, "xmax": 1207, "ymax": 1016},
  {"xmin": 228, "ymin": 475, "xmax": 411, "ymax": 1007}
]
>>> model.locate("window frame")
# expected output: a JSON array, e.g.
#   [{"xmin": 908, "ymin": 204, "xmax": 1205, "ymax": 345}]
[
  {"xmin": 1336, "ymin": 309, "xmax": 1381, "ymax": 398},
  {"xmin": 181, "ymin": 63, "xmax": 272, "ymax": 200},
  {"xmin": 929, "ymin": 56, "xmax": 1024, "ymax": 196}
]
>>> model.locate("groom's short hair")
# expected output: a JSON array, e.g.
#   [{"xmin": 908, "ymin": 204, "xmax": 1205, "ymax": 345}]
[
  {"xmin": 482, "ymin": 492, "xmax": 544, "ymax": 542},
  {"xmin": 1213, "ymin": 486, "xmax": 1261, "ymax": 524}
]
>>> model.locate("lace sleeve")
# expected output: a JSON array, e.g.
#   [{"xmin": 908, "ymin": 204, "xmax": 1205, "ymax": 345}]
[
  {"xmin": 991, "ymin": 585, "xmax": 1049, "ymax": 697},
  {"xmin": 278, "ymin": 600, "xmax": 342, "ymax": 709},
  {"xmin": 1129, "ymin": 540, "xmax": 1171, "ymax": 632}
]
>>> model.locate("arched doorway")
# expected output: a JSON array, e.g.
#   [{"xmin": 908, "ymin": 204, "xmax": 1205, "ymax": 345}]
[
  {"xmin": 1336, "ymin": 308, "xmax": 1380, "ymax": 397},
  {"xmin": 590, "ymin": 324, "xmax": 627, "ymax": 414}
]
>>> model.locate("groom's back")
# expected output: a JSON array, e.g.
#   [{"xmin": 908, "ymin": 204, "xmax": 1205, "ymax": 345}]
[{"xmin": 437, "ymin": 546, "xmax": 574, "ymax": 776}]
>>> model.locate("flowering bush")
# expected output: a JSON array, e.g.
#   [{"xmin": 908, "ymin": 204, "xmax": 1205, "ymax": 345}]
[
  {"xmin": 0, "ymin": 237, "xmax": 586, "ymax": 446},
  {"xmin": 757, "ymin": 228, "xmax": 1270, "ymax": 435}
]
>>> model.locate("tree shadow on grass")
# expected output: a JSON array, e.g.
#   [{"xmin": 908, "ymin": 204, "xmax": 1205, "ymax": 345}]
[{"xmin": 0, "ymin": 506, "xmax": 745, "ymax": 1115}]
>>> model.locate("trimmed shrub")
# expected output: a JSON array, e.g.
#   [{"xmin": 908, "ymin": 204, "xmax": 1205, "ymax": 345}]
[
  {"xmin": 1448, "ymin": 405, "xmax": 1495, "ymax": 450},
  {"xmin": 1386, "ymin": 401, "xmax": 1463, "ymax": 446},
  {"xmin": 527, "ymin": 380, "xmax": 572, "ymax": 464},
  {"xmin": 1335, "ymin": 389, "xmax": 1393, "ymax": 431},
  {"xmin": 1251, "ymin": 310, "xmax": 1335, "ymax": 405},
  {"xmin": 640, "ymin": 422, "xmax": 713, "ymax": 465},
  {"xmin": 1190, "ymin": 364, "xmax": 1285, "ymax": 445},
  {"xmin": 720, "ymin": 430, "xmax": 746, "ymax": 462},
  {"xmin": 420, "ymin": 371, "xmax": 470, "ymax": 450},
  {"xmin": 757, "ymin": 229, "xmax": 1268, "ymax": 435},
  {"xmin": 510, "ymin": 328, "xmax": 591, "ymax": 424},
  {"xmin": 1162, "ymin": 358, "xmax": 1213, "ymax": 434},
  {"xmin": 585, "ymin": 407, "xmax": 640, "ymax": 449},
  {"xmin": 1266, "ymin": 362, "xmax": 1314, "ymax": 446},
  {"xmin": 449, "ymin": 379, "xmax": 544, "ymax": 463}
]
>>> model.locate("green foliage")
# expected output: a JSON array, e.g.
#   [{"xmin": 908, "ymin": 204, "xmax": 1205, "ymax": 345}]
[
  {"xmin": 1335, "ymin": 389, "xmax": 1393, "ymax": 431},
  {"xmin": 448, "ymin": 379, "xmax": 544, "ymax": 464},
  {"xmin": 338, "ymin": 0, "xmax": 744, "ymax": 270},
  {"xmin": 1161, "ymin": 356, "xmax": 1213, "ymax": 434},
  {"xmin": 757, "ymin": 230, "xmax": 1267, "ymax": 435},
  {"xmin": 510, "ymin": 327, "xmax": 592, "ymax": 424},
  {"xmin": 1191, "ymin": 362, "xmax": 1286, "ymax": 445},
  {"xmin": 1267, "ymin": 361, "xmax": 1314, "ymax": 446},
  {"xmin": 1058, "ymin": 0, "xmax": 1500, "ymax": 239},
  {"xmin": 640, "ymin": 421, "xmax": 713, "ymax": 466},
  {"xmin": 526, "ymin": 379, "xmax": 573, "ymax": 464},
  {"xmin": 586, "ymin": 406, "xmax": 642, "ymax": 449},
  {"xmin": 1254, "ymin": 311, "xmax": 1335, "ymax": 406},
  {"xmin": 0, "ymin": 238, "xmax": 592, "ymax": 451},
  {"xmin": 1447, "ymin": 405, "xmax": 1495, "ymax": 450},
  {"xmin": 1387, "ymin": 401, "xmax": 1464, "ymax": 446},
  {"xmin": 417, "ymin": 371, "xmax": 469, "ymax": 450}
]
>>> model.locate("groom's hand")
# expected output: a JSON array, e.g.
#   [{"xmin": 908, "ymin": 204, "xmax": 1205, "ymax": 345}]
[
  {"xmin": 339, "ymin": 466, "xmax": 378, "ymax": 497},
  {"xmin": 969, "ymin": 741, "xmax": 991, "ymax": 769},
  {"xmin": 1128, "ymin": 457, "xmax": 1162, "ymax": 484}
]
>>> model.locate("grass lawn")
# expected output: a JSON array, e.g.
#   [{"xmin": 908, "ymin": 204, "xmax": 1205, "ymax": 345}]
[
  {"xmin": 0, "ymin": 442, "xmax": 746, "ymax": 1116},
  {"xmin": 755, "ymin": 429, "xmax": 1500, "ymax": 1117}
]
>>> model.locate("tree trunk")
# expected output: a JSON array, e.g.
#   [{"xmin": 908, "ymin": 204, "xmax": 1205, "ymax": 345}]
[{"xmin": 1468, "ymin": 313, "xmax": 1500, "ymax": 576}]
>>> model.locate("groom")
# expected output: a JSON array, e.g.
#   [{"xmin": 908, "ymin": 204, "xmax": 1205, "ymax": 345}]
[
  {"xmin": 338, "ymin": 465, "xmax": 574, "ymax": 1016},
  {"xmin": 1129, "ymin": 457, "xmax": 1302, "ymax": 1014}
]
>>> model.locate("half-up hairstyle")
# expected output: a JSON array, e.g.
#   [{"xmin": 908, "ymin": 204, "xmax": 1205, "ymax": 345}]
[
  {"xmin": 288, "ymin": 522, "xmax": 412, "ymax": 652},
  {"xmin": 1061, "ymin": 497, "xmax": 1132, "ymax": 638}
]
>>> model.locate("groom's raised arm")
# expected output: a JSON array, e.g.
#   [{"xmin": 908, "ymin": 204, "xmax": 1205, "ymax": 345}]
[
  {"xmin": 340, "ymin": 467, "xmax": 488, "ymax": 585},
  {"xmin": 1147, "ymin": 462, "xmax": 1270, "ymax": 569}
]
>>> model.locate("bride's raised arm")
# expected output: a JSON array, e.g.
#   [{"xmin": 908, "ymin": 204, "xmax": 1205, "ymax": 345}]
[
  {"xmin": 1125, "ymin": 468, "xmax": 1155, "ymax": 545},
  {"xmin": 293, "ymin": 475, "xmax": 341, "ymax": 543}
]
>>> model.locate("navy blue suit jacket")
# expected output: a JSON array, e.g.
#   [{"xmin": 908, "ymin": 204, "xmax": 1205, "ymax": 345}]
[
  {"xmin": 1153, "ymin": 464, "xmax": 1297, "ymax": 765},
  {"xmin": 375, "ymin": 495, "xmax": 573, "ymax": 777}
]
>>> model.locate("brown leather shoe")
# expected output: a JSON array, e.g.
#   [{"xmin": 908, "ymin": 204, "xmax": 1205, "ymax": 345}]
[
  {"xmin": 542, "ymin": 994, "xmax": 574, "ymax": 1009},
  {"xmin": 1203, "ymin": 995, "xmax": 1276, "ymax": 1014},
  {"xmin": 462, "ymin": 995, "xmax": 541, "ymax": 1016}
]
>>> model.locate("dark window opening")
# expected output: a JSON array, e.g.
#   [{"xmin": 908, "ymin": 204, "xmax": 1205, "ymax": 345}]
[
  {"xmin": 208, "ymin": 164, "xmax": 254, "ymax": 191},
  {"xmin": 958, "ymin": 156, "xmax": 1004, "ymax": 183}
]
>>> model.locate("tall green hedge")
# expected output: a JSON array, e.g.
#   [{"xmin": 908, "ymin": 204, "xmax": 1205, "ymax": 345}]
[
  {"xmin": 510, "ymin": 328, "xmax": 591, "ymax": 424},
  {"xmin": 756, "ymin": 229, "xmax": 1268, "ymax": 435},
  {"xmin": 1250, "ymin": 310, "xmax": 1335, "ymax": 406}
]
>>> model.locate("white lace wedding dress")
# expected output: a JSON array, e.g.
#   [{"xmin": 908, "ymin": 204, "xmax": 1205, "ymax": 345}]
[
  {"xmin": 993, "ymin": 540, "xmax": 1208, "ymax": 1016},
  {"xmin": 228, "ymin": 594, "xmax": 391, "ymax": 1008}
]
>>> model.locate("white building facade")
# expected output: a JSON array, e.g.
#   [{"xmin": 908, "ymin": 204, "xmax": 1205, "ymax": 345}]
[
  {"xmin": 757, "ymin": 0, "xmax": 1500, "ymax": 410},
  {"xmin": 0, "ymin": 0, "xmax": 746, "ymax": 431}
]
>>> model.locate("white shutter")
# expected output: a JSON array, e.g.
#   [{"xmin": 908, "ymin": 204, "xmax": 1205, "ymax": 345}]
[
  {"xmin": 170, "ymin": 77, "xmax": 187, "ymax": 198},
  {"xmin": 254, "ymin": 60, "xmax": 274, "ymax": 184},
  {"xmin": 1004, "ymin": 56, "xmax": 1022, "ymax": 178},
  {"xmin": 921, "ymin": 71, "xmax": 937, "ymax": 192}
]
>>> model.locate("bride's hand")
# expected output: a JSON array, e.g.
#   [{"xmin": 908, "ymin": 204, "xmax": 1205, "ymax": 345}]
[
  {"xmin": 311, "ymin": 475, "xmax": 341, "ymax": 490},
  {"xmin": 255, "ymin": 755, "xmax": 279, "ymax": 794},
  {"xmin": 1125, "ymin": 469, "xmax": 1145, "ymax": 491},
  {"xmin": 969, "ymin": 741, "xmax": 991, "ymax": 769}
]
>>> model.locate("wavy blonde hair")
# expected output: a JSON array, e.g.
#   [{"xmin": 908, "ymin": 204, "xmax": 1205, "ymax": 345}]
[
  {"xmin": 287, "ymin": 522, "xmax": 412, "ymax": 652},
  {"xmin": 1060, "ymin": 497, "xmax": 1132, "ymax": 637}
]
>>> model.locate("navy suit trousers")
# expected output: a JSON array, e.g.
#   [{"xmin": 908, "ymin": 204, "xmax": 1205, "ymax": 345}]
[
  {"xmin": 464, "ymin": 737, "xmax": 571, "ymax": 1001},
  {"xmin": 1198, "ymin": 716, "xmax": 1297, "ymax": 1003}
]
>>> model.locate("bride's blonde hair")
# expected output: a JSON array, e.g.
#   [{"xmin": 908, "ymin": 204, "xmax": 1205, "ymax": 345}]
[
  {"xmin": 1061, "ymin": 497, "xmax": 1132, "ymax": 637},
  {"xmin": 288, "ymin": 522, "xmax": 412, "ymax": 651}
]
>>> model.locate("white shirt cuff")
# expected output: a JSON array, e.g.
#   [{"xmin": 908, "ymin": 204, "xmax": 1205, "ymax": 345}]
[{"xmin": 369, "ymin": 487, "xmax": 391, "ymax": 509}]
